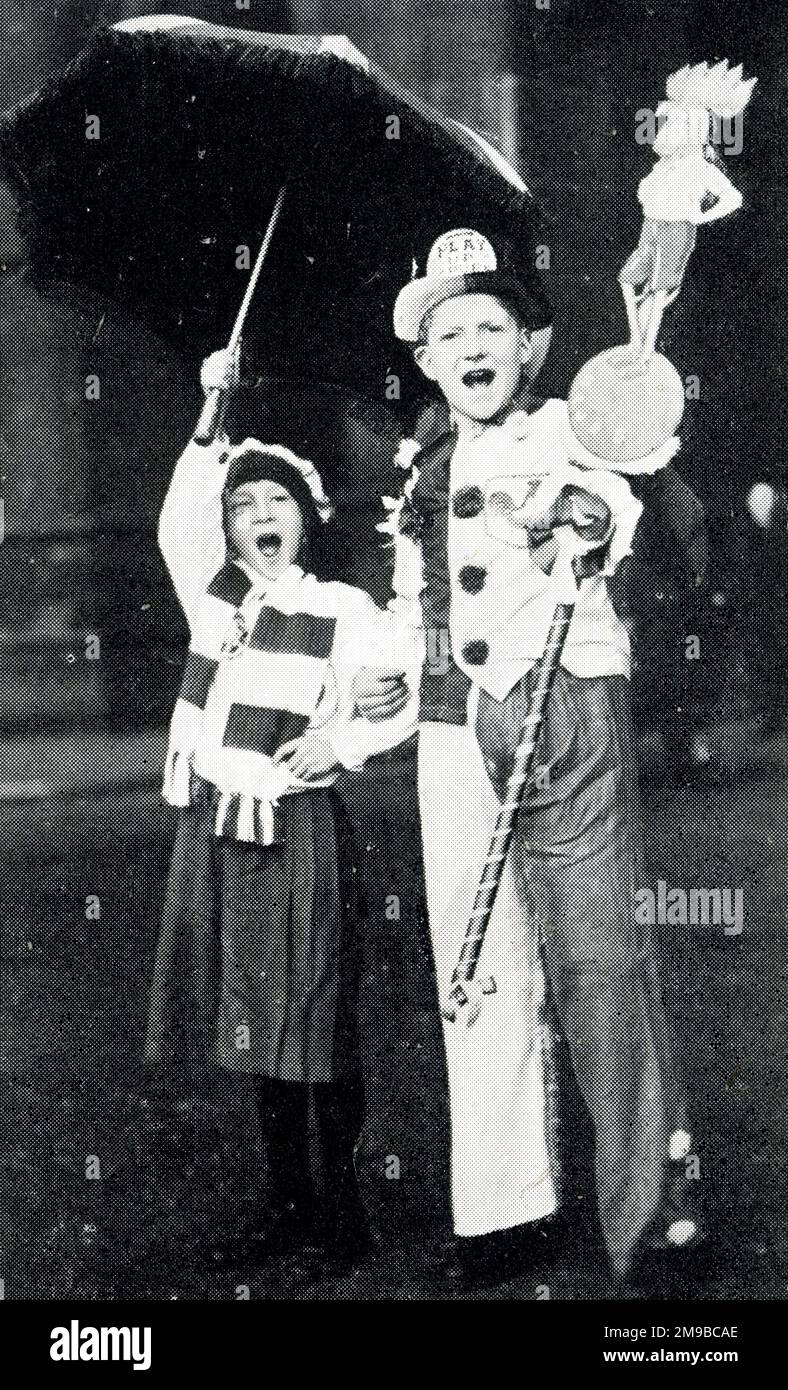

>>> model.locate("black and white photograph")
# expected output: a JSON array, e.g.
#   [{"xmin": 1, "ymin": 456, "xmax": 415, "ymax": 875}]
[{"xmin": 0, "ymin": 0, "xmax": 784, "ymax": 1357}]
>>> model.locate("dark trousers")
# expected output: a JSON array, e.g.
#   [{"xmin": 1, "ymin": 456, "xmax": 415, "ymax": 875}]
[{"xmin": 473, "ymin": 669, "xmax": 692, "ymax": 1273}]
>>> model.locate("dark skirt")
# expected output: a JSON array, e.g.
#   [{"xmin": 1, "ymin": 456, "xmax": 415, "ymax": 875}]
[{"xmin": 145, "ymin": 783, "xmax": 364, "ymax": 1085}]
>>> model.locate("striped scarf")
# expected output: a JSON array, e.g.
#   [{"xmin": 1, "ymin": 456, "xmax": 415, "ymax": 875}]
[{"xmin": 163, "ymin": 560, "xmax": 339, "ymax": 845}]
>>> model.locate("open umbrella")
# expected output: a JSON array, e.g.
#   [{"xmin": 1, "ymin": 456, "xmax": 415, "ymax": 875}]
[{"xmin": 0, "ymin": 15, "xmax": 552, "ymax": 401}]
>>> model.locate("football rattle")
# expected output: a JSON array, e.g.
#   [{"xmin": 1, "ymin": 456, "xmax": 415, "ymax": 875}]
[{"xmin": 568, "ymin": 60, "xmax": 757, "ymax": 473}]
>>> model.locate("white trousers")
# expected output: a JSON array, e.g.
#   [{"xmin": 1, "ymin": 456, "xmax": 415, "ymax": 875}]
[{"xmin": 418, "ymin": 703, "xmax": 558, "ymax": 1237}]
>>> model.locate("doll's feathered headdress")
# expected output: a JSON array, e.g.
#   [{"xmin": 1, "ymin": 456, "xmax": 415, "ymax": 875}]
[{"xmin": 664, "ymin": 60, "xmax": 756, "ymax": 118}]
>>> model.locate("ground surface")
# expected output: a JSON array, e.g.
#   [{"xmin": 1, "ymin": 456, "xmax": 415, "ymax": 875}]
[{"xmin": 0, "ymin": 742, "xmax": 784, "ymax": 1302}]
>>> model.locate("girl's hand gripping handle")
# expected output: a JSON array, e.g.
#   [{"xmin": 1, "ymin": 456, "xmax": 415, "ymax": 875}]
[{"xmin": 194, "ymin": 344, "xmax": 242, "ymax": 445}]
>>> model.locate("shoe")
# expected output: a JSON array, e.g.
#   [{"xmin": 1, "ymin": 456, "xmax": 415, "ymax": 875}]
[
  {"xmin": 205, "ymin": 1202, "xmax": 317, "ymax": 1269},
  {"xmin": 646, "ymin": 1217, "xmax": 706, "ymax": 1255},
  {"xmin": 456, "ymin": 1222, "xmax": 559, "ymax": 1290},
  {"xmin": 292, "ymin": 1204, "xmax": 376, "ymax": 1278},
  {"xmin": 413, "ymin": 1219, "xmax": 564, "ymax": 1293},
  {"xmin": 641, "ymin": 1163, "xmax": 706, "ymax": 1259},
  {"xmin": 631, "ymin": 1210, "xmax": 711, "ymax": 1293}
]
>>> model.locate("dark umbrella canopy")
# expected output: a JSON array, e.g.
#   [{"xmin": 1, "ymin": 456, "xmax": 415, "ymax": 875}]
[{"xmin": 0, "ymin": 16, "xmax": 550, "ymax": 398}]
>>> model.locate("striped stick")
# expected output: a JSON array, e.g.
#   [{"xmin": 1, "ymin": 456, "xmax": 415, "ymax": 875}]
[{"xmin": 442, "ymin": 592, "xmax": 577, "ymax": 1024}]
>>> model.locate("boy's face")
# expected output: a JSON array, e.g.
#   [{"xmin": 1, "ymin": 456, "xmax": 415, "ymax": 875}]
[
  {"xmin": 225, "ymin": 479, "xmax": 305, "ymax": 581},
  {"xmin": 414, "ymin": 293, "xmax": 532, "ymax": 426}
]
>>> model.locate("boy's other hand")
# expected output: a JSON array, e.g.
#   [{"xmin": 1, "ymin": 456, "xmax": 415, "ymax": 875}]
[
  {"xmin": 200, "ymin": 345, "xmax": 241, "ymax": 396},
  {"xmin": 272, "ymin": 732, "xmax": 341, "ymax": 781},
  {"xmin": 351, "ymin": 667, "xmax": 409, "ymax": 721}
]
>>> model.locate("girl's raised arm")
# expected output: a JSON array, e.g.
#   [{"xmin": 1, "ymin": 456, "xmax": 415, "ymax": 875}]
[
  {"xmin": 158, "ymin": 350, "xmax": 240, "ymax": 631},
  {"xmin": 158, "ymin": 434, "xmax": 230, "ymax": 634}
]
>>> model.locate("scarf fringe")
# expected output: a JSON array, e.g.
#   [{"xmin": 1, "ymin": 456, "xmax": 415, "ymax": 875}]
[
  {"xmin": 163, "ymin": 750, "xmax": 193, "ymax": 808},
  {"xmin": 235, "ymin": 794, "xmax": 256, "ymax": 842},
  {"xmin": 214, "ymin": 788, "xmax": 282, "ymax": 844},
  {"xmin": 163, "ymin": 761, "xmax": 284, "ymax": 846}
]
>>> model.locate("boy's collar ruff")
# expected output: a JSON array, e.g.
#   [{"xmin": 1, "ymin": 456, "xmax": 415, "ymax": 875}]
[
  {"xmin": 234, "ymin": 559, "xmax": 305, "ymax": 597},
  {"xmin": 418, "ymin": 382, "xmax": 546, "ymax": 453}
]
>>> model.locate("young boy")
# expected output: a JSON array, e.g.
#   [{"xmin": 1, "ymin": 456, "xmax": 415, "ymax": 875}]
[{"xmin": 355, "ymin": 228, "xmax": 700, "ymax": 1283}]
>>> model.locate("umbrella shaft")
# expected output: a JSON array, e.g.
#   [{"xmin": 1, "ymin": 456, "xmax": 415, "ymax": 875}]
[
  {"xmin": 228, "ymin": 183, "xmax": 287, "ymax": 349},
  {"xmin": 453, "ymin": 602, "xmax": 575, "ymax": 984},
  {"xmin": 194, "ymin": 185, "xmax": 287, "ymax": 445}
]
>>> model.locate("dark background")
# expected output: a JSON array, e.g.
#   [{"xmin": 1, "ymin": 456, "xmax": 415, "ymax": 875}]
[
  {"xmin": 0, "ymin": 0, "xmax": 785, "ymax": 1301},
  {"xmin": 0, "ymin": 0, "xmax": 785, "ymax": 741}
]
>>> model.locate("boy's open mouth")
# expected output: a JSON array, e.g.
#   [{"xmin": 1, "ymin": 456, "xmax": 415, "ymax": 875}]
[
  {"xmin": 462, "ymin": 367, "xmax": 496, "ymax": 388},
  {"xmin": 256, "ymin": 532, "xmax": 282, "ymax": 558}
]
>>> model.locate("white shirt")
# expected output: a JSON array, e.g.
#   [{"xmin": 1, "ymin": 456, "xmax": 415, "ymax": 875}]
[
  {"xmin": 389, "ymin": 399, "xmax": 641, "ymax": 702},
  {"xmin": 159, "ymin": 436, "xmax": 419, "ymax": 798}
]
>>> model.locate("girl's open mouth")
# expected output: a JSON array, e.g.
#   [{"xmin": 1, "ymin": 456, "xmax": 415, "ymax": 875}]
[
  {"xmin": 462, "ymin": 367, "xmax": 495, "ymax": 388},
  {"xmin": 256, "ymin": 533, "xmax": 282, "ymax": 557}
]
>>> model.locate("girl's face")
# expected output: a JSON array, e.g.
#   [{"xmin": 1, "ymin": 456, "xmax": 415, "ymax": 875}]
[{"xmin": 225, "ymin": 478, "xmax": 305, "ymax": 581}]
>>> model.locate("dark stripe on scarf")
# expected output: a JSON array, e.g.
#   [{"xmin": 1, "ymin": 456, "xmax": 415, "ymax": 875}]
[
  {"xmin": 223, "ymin": 705, "xmax": 311, "ymax": 757},
  {"xmin": 207, "ymin": 561, "xmax": 253, "ymax": 608},
  {"xmin": 248, "ymin": 607, "xmax": 336, "ymax": 659},
  {"xmin": 178, "ymin": 651, "xmax": 219, "ymax": 709}
]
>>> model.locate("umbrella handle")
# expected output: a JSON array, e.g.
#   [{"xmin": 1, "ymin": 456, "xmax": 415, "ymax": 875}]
[
  {"xmin": 194, "ymin": 384, "xmax": 230, "ymax": 446},
  {"xmin": 194, "ymin": 184, "xmax": 288, "ymax": 445}
]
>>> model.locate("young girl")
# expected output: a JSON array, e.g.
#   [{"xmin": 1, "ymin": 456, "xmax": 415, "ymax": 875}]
[{"xmin": 145, "ymin": 349, "xmax": 418, "ymax": 1274}]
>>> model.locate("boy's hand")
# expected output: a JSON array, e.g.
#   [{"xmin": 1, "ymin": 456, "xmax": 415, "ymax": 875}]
[
  {"xmin": 272, "ymin": 732, "xmax": 341, "ymax": 781},
  {"xmin": 200, "ymin": 344, "xmax": 241, "ymax": 396},
  {"xmin": 512, "ymin": 483, "xmax": 613, "ymax": 577},
  {"xmin": 351, "ymin": 666, "xmax": 409, "ymax": 721}
]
